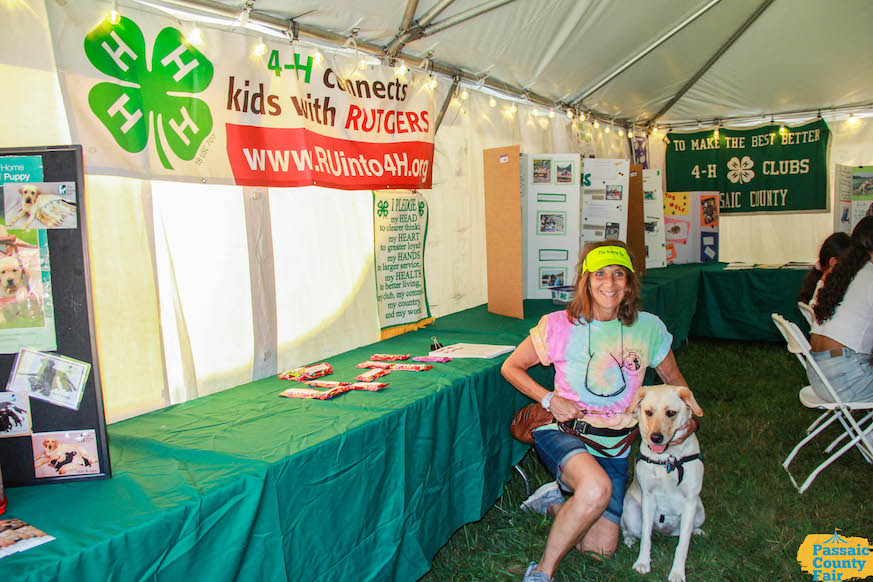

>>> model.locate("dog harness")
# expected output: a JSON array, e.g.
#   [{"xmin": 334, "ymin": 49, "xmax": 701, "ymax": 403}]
[
  {"xmin": 637, "ymin": 451, "xmax": 702, "ymax": 486},
  {"xmin": 637, "ymin": 416, "xmax": 702, "ymax": 485}
]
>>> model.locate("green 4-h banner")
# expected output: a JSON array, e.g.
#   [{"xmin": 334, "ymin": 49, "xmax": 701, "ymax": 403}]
[{"xmin": 665, "ymin": 119, "xmax": 830, "ymax": 214}]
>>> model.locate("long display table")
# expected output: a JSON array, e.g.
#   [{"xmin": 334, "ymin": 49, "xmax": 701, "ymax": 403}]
[{"xmin": 1, "ymin": 264, "xmax": 806, "ymax": 581}]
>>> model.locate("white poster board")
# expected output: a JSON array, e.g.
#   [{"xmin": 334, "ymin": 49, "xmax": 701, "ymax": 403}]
[
  {"xmin": 834, "ymin": 164, "xmax": 853, "ymax": 233},
  {"xmin": 581, "ymin": 159, "xmax": 630, "ymax": 245},
  {"xmin": 642, "ymin": 169, "xmax": 667, "ymax": 269},
  {"xmin": 663, "ymin": 191, "xmax": 719, "ymax": 265},
  {"xmin": 521, "ymin": 154, "xmax": 582, "ymax": 299},
  {"xmin": 374, "ymin": 191, "xmax": 429, "ymax": 329}
]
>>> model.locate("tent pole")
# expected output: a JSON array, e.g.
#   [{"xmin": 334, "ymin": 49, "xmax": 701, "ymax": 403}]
[
  {"xmin": 385, "ymin": 0, "xmax": 457, "ymax": 57},
  {"xmin": 569, "ymin": 0, "xmax": 722, "ymax": 108},
  {"xmin": 399, "ymin": 0, "xmax": 420, "ymax": 35},
  {"xmin": 646, "ymin": 0, "xmax": 776, "ymax": 127},
  {"xmin": 421, "ymin": 0, "xmax": 520, "ymax": 37},
  {"xmin": 435, "ymin": 77, "xmax": 461, "ymax": 134}
]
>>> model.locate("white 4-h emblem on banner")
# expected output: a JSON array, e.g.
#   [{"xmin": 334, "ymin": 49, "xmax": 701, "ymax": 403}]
[{"xmin": 726, "ymin": 156, "xmax": 755, "ymax": 184}]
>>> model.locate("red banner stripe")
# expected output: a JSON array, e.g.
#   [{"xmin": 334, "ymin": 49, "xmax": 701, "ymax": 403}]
[{"xmin": 225, "ymin": 124, "xmax": 433, "ymax": 190}]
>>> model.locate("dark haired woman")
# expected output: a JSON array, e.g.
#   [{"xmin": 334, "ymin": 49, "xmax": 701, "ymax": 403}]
[
  {"xmin": 809, "ymin": 216, "xmax": 873, "ymax": 402},
  {"xmin": 798, "ymin": 232, "xmax": 851, "ymax": 304},
  {"xmin": 501, "ymin": 240, "xmax": 687, "ymax": 582}
]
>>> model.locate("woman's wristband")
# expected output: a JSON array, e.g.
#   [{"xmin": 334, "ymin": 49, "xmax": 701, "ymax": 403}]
[{"xmin": 541, "ymin": 392, "xmax": 554, "ymax": 412}]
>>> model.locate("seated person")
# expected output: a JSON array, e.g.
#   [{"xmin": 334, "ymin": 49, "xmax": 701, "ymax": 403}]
[
  {"xmin": 798, "ymin": 232, "xmax": 851, "ymax": 304},
  {"xmin": 501, "ymin": 241, "xmax": 687, "ymax": 582},
  {"xmin": 809, "ymin": 217, "xmax": 873, "ymax": 402}
]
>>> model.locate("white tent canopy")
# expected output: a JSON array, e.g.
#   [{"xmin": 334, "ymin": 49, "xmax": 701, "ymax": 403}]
[
  {"xmin": 2, "ymin": 0, "xmax": 873, "ymax": 421},
  {"xmin": 149, "ymin": 0, "xmax": 873, "ymax": 127}
]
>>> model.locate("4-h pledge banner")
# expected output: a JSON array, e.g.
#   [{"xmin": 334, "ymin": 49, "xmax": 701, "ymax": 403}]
[
  {"xmin": 374, "ymin": 191, "xmax": 430, "ymax": 335},
  {"xmin": 45, "ymin": 3, "xmax": 435, "ymax": 190},
  {"xmin": 665, "ymin": 119, "xmax": 830, "ymax": 214}
]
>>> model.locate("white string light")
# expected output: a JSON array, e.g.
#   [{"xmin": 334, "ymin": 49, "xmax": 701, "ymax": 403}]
[
  {"xmin": 548, "ymin": 110, "xmax": 555, "ymax": 119},
  {"xmin": 848, "ymin": 113, "xmax": 859, "ymax": 125},
  {"xmin": 187, "ymin": 27, "xmax": 203, "ymax": 45},
  {"xmin": 461, "ymin": 89, "xmax": 469, "ymax": 100},
  {"xmin": 593, "ymin": 120, "xmax": 599, "ymax": 128},
  {"xmin": 489, "ymin": 97, "xmax": 496, "ymax": 108},
  {"xmin": 108, "ymin": 0, "xmax": 120, "ymax": 24},
  {"xmin": 253, "ymin": 38, "xmax": 267, "ymax": 56},
  {"xmin": 567, "ymin": 108, "xmax": 574, "ymax": 119},
  {"xmin": 395, "ymin": 62, "xmax": 408, "ymax": 76}
]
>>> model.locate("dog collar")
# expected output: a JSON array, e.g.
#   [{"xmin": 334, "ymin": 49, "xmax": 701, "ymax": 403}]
[{"xmin": 637, "ymin": 452, "xmax": 703, "ymax": 485}]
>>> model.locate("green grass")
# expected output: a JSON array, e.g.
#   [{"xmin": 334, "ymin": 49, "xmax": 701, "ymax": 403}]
[{"xmin": 422, "ymin": 340, "xmax": 873, "ymax": 582}]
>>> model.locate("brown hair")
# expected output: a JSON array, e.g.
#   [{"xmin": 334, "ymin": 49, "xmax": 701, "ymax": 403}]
[
  {"xmin": 566, "ymin": 240, "xmax": 641, "ymax": 326},
  {"xmin": 814, "ymin": 217, "xmax": 873, "ymax": 323},
  {"xmin": 798, "ymin": 232, "xmax": 850, "ymax": 304}
]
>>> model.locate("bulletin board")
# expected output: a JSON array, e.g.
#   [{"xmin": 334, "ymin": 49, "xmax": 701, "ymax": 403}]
[{"xmin": 0, "ymin": 145, "xmax": 110, "ymax": 487}]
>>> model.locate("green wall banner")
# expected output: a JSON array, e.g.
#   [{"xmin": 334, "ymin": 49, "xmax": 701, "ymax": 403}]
[{"xmin": 665, "ymin": 119, "xmax": 830, "ymax": 214}]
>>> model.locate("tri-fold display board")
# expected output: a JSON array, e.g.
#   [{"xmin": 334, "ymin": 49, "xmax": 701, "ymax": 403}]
[
  {"xmin": 0, "ymin": 145, "xmax": 110, "ymax": 487},
  {"xmin": 483, "ymin": 147, "xmax": 644, "ymax": 317}
]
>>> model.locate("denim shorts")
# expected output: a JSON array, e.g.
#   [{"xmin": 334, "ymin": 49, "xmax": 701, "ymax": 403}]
[
  {"xmin": 532, "ymin": 428, "xmax": 630, "ymax": 524},
  {"xmin": 808, "ymin": 348, "xmax": 873, "ymax": 403}
]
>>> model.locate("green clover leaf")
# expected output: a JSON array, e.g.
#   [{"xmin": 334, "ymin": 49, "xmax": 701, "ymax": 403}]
[
  {"xmin": 377, "ymin": 200, "xmax": 389, "ymax": 217},
  {"xmin": 84, "ymin": 16, "xmax": 214, "ymax": 170},
  {"xmin": 418, "ymin": 201, "xmax": 425, "ymax": 217}
]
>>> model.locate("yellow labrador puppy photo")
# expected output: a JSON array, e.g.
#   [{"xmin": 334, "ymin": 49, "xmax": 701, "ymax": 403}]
[
  {"xmin": 33, "ymin": 436, "xmax": 98, "ymax": 476},
  {"xmin": 8, "ymin": 184, "xmax": 76, "ymax": 229},
  {"xmin": 621, "ymin": 385, "xmax": 705, "ymax": 582}
]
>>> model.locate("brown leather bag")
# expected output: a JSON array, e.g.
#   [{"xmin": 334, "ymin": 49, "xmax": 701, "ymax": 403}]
[{"xmin": 509, "ymin": 403, "xmax": 554, "ymax": 445}]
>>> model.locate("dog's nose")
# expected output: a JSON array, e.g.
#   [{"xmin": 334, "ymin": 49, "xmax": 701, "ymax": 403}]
[{"xmin": 650, "ymin": 433, "xmax": 664, "ymax": 444}]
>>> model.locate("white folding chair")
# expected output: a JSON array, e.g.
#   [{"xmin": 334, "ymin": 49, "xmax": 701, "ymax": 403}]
[
  {"xmin": 797, "ymin": 301, "xmax": 814, "ymax": 326},
  {"xmin": 771, "ymin": 314, "xmax": 873, "ymax": 493}
]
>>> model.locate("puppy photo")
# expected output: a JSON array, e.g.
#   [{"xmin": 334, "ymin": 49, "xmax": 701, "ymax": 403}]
[
  {"xmin": 0, "ymin": 254, "xmax": 42, "ymax": 327},
  {"xmin": 621, "ymin": 385, "xmax": 705, "ymax": 582},
  {"xmin": 0, "ymin": 393, "xmax": 32, "ymax": 437},
  {"xmin": 32, "ymin": 431, "xmax": 100, "ymax": 478},
  {"xmin": 4, "ymin": 182, "xmax": 77, "ymax": 230},
  {"xmin": 7, "ymin": 348, "xmax": 91, "ymax": 410}
]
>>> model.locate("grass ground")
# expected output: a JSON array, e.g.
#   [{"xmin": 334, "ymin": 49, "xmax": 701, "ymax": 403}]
[{"xmin": 421, "ymin": 339, "xmax": 873, "ymax": 582}]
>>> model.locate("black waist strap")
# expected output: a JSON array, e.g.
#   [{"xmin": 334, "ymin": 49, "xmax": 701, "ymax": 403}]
[{"xmin": 559, "ymin": 419, "xmax": 635, "ymax": 437}]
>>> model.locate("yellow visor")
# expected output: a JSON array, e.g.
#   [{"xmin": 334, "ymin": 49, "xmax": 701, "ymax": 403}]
[{"xmin": 582, "ymin": 246, "xmax": 634, "ymax": 273}]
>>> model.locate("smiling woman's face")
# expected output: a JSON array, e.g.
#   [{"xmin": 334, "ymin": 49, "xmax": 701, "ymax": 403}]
[{"xmin": 588, "ymin": 264, "xmax": 627, "ymax": 321}]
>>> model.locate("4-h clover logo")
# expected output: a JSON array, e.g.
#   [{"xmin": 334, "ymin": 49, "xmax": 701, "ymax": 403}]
[
  {"xmin": 418, "ymin": 201, "xmax": 425, "ymax": 217},
  {"xmin": 726, "ymin": 156, "xmax": 755, "ymax": 184},
  {"xmin": 377, "ymin": 200, "xmax": 389, "ymax": 217},
  {"xmin": 84, "ymin": 16, "xmax": 214, "ymax": 170}
]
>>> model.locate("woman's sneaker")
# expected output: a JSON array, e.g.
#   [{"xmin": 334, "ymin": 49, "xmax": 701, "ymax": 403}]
[
  {"xmin": 523, "ymin": 561, "xmax": 553, "ymax": 581},
  {"xmin": 520, "ymin": 481, "xmax": 564, "ymax": 515}
]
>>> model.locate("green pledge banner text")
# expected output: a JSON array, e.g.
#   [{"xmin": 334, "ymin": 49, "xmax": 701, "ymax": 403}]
[{"xmin": 665, "ymin": 119, "xmax": 830, "ymax": 214}]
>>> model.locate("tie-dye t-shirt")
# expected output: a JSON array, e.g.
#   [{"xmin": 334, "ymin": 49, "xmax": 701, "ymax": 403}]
[{"xmin": 529, "ymin": 310, "xmax": 673, "ymax": 457}]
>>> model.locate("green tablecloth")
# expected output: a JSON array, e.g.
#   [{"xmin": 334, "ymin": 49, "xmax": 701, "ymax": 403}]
[{"xmin": 1, "ymin": 264, "xmax": 805, "ymax": 581}]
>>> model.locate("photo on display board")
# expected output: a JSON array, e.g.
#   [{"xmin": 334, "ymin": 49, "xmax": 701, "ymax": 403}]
[
  {"xmin": 644, "ymin": 220, "xmax": 659, "ymax": 233},
  {"xmin": 605, "ymin": 185, "xmax": 623, "ymax": 200},
  {"xmin": 644, "ymin": 190, "xmax": 656, "ymax": 200},
  {"xmin": 700, "ymin": 195, "xmax": 719, "ymax": 227},
  {"xmin": 2, "ymin": 182, "xmax": 77, "ymax": 230},
  {"xmin": 7, "ymin": 348, "xmax": 91, "ymax": 411},
  {"xmin": 537, "ymin": 211, "xmax": 566, "ymax": 235},
  {"xmin": 700, "ymin": 232, "xmax": 719, "ymax": 262},
  {"xmin": 583, "ymin": 223, "xmax": 605, "ymax": 239},
  {"xmin": 665, "ymin": 217, "xmax": 690, "ymax": 245},
  {"xmin": 532, "ymin": 158, "xmax": 552, "ymax": 184},
  {"xmin": 0, "ymin": 229, "xmax": 50, "ymax": 333},
  {"xmin": 605, "ymin": 222, "xmax": 620, "ymax": 238},
  {"xmin": 0, "ymin": 391, "xmax": 32, "ymax": 438},
  {"xmin": 539, "ymin": 267, "xmax": 567, "ymax": 289},
  {"xmin": 31, "ymin": 429, "xmax": 100, "ymax": 479},
  {"xmin": 555, "ymin": 161, "xmax": 575, "ymax": 184},
  {"xmin": 586, "ymin": 188, "xmax": 606, "ymax": 201}
]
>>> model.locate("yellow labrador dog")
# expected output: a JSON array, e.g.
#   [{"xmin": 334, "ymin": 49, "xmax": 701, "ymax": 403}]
[
  {"xmin": 9, "ymin": 185, "xmax": 76, "ymax": 229},
  {"xmin": 621, "ymin": 385, "xmax": 705, "ymax": 582}
]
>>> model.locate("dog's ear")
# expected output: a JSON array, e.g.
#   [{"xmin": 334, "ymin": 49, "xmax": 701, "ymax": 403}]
[
  {"xmin": 624, "ymin": 386, "xmax": 648, "ymax": 414},
  {"xmin": 18, "ymin": 186, "xmax": 24, "ymax": 195},
  {"xmin": 678, "ymin": 386, "xmax": 704, "ymax": 417}
]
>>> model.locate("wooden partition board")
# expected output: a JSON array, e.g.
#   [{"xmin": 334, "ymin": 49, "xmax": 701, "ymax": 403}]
[
  {"xmin": 627, "ymin": 165, "xmax": 646, "ymax": 276},
  {"xmin": 483, "ymin": 146, "xmax": 524, "ymax": 319}
]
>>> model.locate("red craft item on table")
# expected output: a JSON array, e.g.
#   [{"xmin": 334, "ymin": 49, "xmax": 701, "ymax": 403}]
[
  {"xmin": 355, "ymin": 368, "xmax": 391, "ymax": 382},
  {"xmin": 370, "ymin": 354, "xmax": 410, "ymax": 361},
  {"xmin": 356, "ymin": 361, "xmax": 393, "ymax": 369},
  {"xmin": 278, "ymin": 362, "xmax": 333, "ymax": 381}
]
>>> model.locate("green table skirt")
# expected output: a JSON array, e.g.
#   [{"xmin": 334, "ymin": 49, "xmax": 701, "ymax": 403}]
[{"xmin": 1, "ymin": 264, "xmax": 805, "ymax": 581}]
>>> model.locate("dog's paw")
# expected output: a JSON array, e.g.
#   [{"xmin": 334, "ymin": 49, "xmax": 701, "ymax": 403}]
[
  {"xmin": 693, "ymin": 528, "xmax": 705, "ymax": 536},
  {"xmin": 667, "ymin": 569, "xmax": 686, "ymax": 582},
  {"xmin": 632, "ymin": 560, "xmax": 651, "ymax": 574},
  {"xmin": 623, "ymin": 536, "xmax": 637, "ymax": 548}
]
